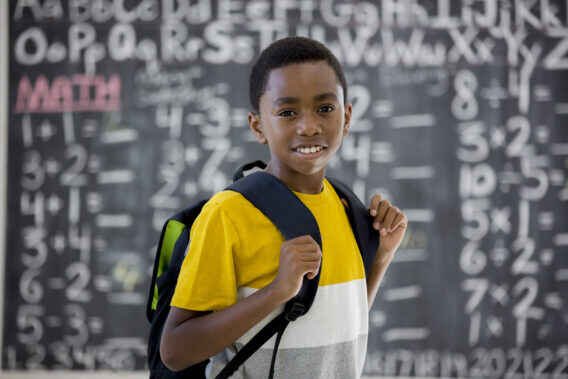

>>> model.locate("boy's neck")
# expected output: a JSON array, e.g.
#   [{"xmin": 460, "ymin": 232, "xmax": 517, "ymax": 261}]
[{"xmin": 264, "ymin": 162, "xmax": 325, "ymax": 194}]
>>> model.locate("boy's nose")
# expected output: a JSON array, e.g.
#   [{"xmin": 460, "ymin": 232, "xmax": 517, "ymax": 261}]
[{"xmin": 296, "ymin": 113, "xmax": 322, "ymax": 136}]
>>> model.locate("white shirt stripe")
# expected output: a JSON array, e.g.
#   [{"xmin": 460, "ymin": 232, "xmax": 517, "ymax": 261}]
[{"xmin": 237, "ymin": 278, "xmax": 369, "ymax": 349}]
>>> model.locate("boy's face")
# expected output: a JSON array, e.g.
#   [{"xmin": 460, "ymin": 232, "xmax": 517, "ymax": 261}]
[{"xmin": 249, "ymin": 61, "xmax": 352, "ymax": 190}]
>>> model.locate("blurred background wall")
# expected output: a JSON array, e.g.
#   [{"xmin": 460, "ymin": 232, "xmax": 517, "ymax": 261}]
[{"xmin": 2, "ymin": 0, "xmax": 568, "ymax": 378}]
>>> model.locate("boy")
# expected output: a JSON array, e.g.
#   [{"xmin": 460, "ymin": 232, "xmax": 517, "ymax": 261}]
[{"xmin": 160, "ymin": 36, "xmax": 407, "ymax": 378}]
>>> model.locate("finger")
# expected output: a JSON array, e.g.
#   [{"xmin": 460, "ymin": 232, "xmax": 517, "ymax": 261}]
[
  {"xmin": 304, "ymin": 261, "xmax": 321, "ymax": 279},
  {"xmin": 369, "ymin": 194, "xmax": 382, "ymax": 216},
  {"xmin": 375, "ymin": 199, "xmax": 391, "ymax": 227},
  {"xmin": 292, "ymin": 244, "xmax": 320, "ymax": 253},
  {"xmin": 299, "ymin": 251, "xmax": 322, "ymax": 262},
  {"xmin": 294, "ymin": 238, "xmax": 322, "ymax": 251},
  {"xmin": 290, "ymin": 244, "xmax": 322, "ymax": 260},
  {"xmin": 283, "ymin": 237, "xmax": 319, "ymax": 251},
  {"xmin": 391, "ymin": 213, "xmax": 408, "ymax": 232},
  {"xmin": 290, "ymin": 235, "xmax": 317, "ymax": 244},
  {"xmin": 382, "ymin": 206, "xmax": 399, "ymax": 231}
]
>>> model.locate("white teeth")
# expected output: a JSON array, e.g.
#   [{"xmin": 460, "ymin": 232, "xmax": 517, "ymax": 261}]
[{"xmin": 296, "ymin": 146, "xmax": 323, "ymax": 154}]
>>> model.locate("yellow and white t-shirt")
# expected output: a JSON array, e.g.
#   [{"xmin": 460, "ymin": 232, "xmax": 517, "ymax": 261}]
[{"xmin": 171, "ymin": 178, "xmax": 369, "ymax": 379}]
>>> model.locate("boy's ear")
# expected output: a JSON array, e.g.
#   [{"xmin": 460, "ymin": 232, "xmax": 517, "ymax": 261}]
[
  {"xmin": 343, "ymin": 103, "xmax": 353, "ymax": 136},
  {"xmin": 248, "ymin": 112, "xmax": 267, "ymax": 144}
]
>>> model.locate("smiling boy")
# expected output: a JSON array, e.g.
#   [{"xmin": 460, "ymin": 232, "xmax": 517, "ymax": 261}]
[{"xmin": 160, "ymin": 36, "xmax": 407, "ymax": 379}]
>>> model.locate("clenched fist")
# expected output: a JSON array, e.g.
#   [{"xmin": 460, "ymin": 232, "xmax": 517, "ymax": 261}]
[
  {"xmin": 270, "ymin": 235, "xmax": 322, "ymax": 303},
  {"xmin": 369, "ymin": 194, "xmax": 408, "ymax": 263}
]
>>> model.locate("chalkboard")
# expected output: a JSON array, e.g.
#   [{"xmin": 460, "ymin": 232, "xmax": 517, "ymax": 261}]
[{"xmin": 4, "ymin": 0, "xmax": 568, "ymax": 376}]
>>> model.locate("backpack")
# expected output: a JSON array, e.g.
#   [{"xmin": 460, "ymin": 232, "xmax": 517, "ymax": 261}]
[{"xmin": 146, "ymin": 161, "xmax": 379, "ymax": 379}]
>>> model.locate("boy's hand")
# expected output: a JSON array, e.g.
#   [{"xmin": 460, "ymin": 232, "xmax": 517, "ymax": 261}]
[
  {"xmin": 369, "ymin": 194, "xmax": 408, "ymax": 263},
  {"xmin": 271, "ymin": 235, "xmax": 322, "ymax": 302}
]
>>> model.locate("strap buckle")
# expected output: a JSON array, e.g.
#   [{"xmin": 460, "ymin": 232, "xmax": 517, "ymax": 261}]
[{"xmin": 284, "ymin": 302, "xmax": 306, "ymax": 321}]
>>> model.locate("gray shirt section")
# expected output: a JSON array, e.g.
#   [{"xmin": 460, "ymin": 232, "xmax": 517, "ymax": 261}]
[{"xmin": 207, "ymin": 334, "xmax": 368, "ymax": 379}]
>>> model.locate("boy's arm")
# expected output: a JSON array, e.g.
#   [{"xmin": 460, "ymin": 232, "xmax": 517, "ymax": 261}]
[
  {"xmin": 366, "ymin": 247, "xmax": 396, "ymax": 309},
  {"xmin": 366, "ymin": 194, "xmax": 408, "ymax": 309},
  {"xmin": 160, "ymin": 235, "xmax": 322, "ymax": 371},
  {"xmin": 161, "ymin": 284, "xmax": 285, "ymax": 370}
]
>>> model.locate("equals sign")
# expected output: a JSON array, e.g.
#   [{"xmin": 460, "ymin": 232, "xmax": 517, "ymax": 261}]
[
  {"xmin": 371, "ymin": 142, "xmax": 394, "ymax": 163},
  {"xmin": 384, "ymin": 285, "xmax": 422, "ymax": 301},
  {"xmin": 554, "ymin": 103, "xmax": 568, "ymax": 114},
  {"xmin": 538, "ymin": 212, "xmax": 554, "ymax": 230},
  {"xmin": 94, "ymin": 275, "xmax": 113, "ymax": 292},
  {"xmin": 534, "ymin": 85, "xmax": 552, "ymax": 101},
  {"xmin": 554, "ymin": 233, "xmax": 568, "ymax": 246},
  {"xmin": 231, "ymin": 109, "xmax": 249, "ymax": 128},
  {"xmin": 100, "ymin": 129, "xmax": 139, "ymax": 144},
  {"xmin": 46, "ymin": 316, "xmax": 62, "ymax": 328},
  {"xmin": 383, "ymin": 327, "xmax": 430, "ymax": 342},
  {"xmin": 560, "ymin": 188, "xmax": 568, "ymax": 202},
  {"xmin": 498, "ymin": 171, "xmax": 521, "ymax": 185},
  {"xmin": 404, "ymin": 209, "xmax": 434, "ymax": 223},
  {"xmin": 544, "ymin": 292, "xmax": 563, "ymax": 310},
  {"xmin": 551, "ymin": 143, "xmax": 568, "ymax": 156},
  {"xmin": 555, "ymin": 269, "xmax": 568, "ymax": 281},
  {"xmin": 549, "ymin": 169, "xmax": 565, "ymax": 186},
  {"xmin": 89, "ymin": 317, "xmax": 104, "ymax": 334},
  {"xmin": 390, "ymin": 114, "xmax": 435, "ymax": 129},
  {"xmin": 97, "ymin": 170, "xmax": 135, "ymax": 184},
  {"xmin": 96, "ymin": 214, "xmax": 133, "ymax": 228},
  {"xmin": 186, "ymin": 113, "xmax": 206, "ymax": 125},
  {"xmin": 48, "ymin": 277, "xmax": 65, "ymax": 290},
  {"xmin": 391, "ymin": 166, "xmax": 435, "ymax": 180}
]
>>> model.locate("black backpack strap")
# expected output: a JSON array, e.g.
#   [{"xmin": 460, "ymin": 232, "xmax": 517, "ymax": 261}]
[
  {"xmin": 232, "ymin": 160, "xmax": 267, "ymax": 181},
  {"xmin": 215, "ymin": 171, "xmax": 322, "ymax": 379},
  {"xmin": 327, "ymin": 177, "xmax": 379, "ymax": 276},
  {"xmin": 228, "ymin": 171, "xmax": 322, "ymax": 316},
  {"xmin": 216, "ymin": 313, "xmax": 289, "ymax": 379}
]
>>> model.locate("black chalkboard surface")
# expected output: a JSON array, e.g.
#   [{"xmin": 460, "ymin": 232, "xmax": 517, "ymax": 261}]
[{"xmin": 4, "ymin": 0, "xmax": 568, "ymax": 376}]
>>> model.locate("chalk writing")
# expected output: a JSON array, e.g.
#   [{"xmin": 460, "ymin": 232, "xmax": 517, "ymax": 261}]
[{"xmin": 4, "ymin": 0, "xmax": 567, "ymax": 374}]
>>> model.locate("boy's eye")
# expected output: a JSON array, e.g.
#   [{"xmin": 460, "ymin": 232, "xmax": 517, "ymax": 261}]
[
  {"xmin": 318, "ymin": 104, "xmax": 336, "ymax": 113},
  {"xmin": 278, "ymin": 110, "xmax": 296, "ymax": 118}
]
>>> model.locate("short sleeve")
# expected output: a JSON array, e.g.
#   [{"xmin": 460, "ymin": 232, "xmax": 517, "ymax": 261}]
[{"xmin": 171, "ymin": 198, "xmax": 240, "ymax": 311}]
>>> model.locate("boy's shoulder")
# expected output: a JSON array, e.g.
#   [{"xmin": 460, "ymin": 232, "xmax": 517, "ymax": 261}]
[
  {"xmin": 204, "ymin": 189, "xmax": 251, "ymax": 209},
  {"xmin": 200, "ymin": 189, "xmax": 259, "ymax": 220},
  {"xmin": 208, "ymin": 189, "xmax": 245, "ymax": 204}
]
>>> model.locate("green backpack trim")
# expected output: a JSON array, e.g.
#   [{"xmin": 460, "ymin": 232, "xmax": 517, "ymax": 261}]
[{"xmin": 151, "ymin": 219, "xmax": 186, "ymax": 311}]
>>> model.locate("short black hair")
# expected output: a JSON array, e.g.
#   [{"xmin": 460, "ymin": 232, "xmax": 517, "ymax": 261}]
[{"xmin": 249, "ymin": 36, "xmax": 348, "ymax": 113}]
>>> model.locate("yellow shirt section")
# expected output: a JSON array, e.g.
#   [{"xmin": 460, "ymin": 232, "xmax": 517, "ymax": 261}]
[{"xmin": 171, "ymin": 178, "xmax": 365, "ymax": 312}]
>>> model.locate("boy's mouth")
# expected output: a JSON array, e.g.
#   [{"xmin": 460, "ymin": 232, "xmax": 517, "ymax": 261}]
[{"xmin": 292, "ymin": 145, "xmax": 326, "ymax": 155}]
